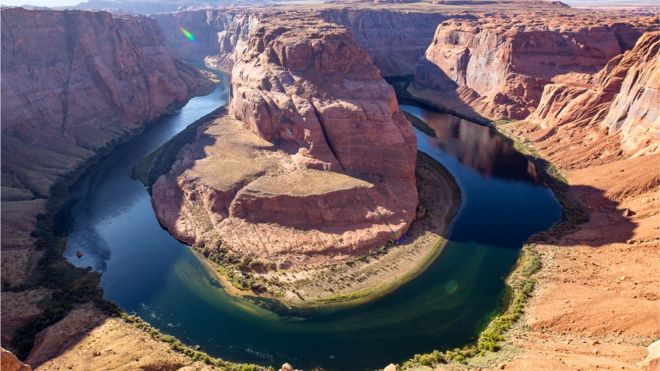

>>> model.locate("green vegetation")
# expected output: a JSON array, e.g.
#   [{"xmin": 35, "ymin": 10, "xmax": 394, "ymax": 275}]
[
  {"xmin": 120, "ymin": 313, "xmax": 272, "ymax": 371},
  {"xmin": 132, "ymin": 107, "xmax": 226, "ymax": 188},
  {"xmin": 10, "ymin": 185, "xmax": 117, "ymax": 358},
  {"xmin": 399, "ymin": 115, "xmax": 587, "ymax": 369},
  {"xmin": 402, "ymin": 247, "xmax": 542, "ymax": 369}
]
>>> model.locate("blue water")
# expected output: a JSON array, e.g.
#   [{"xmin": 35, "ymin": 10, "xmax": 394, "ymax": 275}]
[{"xmin": 62, "ymin": 83, "xmax": 561, "ymax": 370}]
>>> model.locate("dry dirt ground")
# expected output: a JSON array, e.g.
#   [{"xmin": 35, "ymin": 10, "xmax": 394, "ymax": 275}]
[
  {"xmin": 487, "ymin": 129, "xmax": 660, "ymax": 370},
  {"xmin": 31, "ymin": 304, "xmax": 203, "ymax": 371}
]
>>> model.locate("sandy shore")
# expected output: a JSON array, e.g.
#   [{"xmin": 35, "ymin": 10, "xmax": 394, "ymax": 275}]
[{"xmin": 194, "ymin": 151, "xmax": 461, "ymax": 310}]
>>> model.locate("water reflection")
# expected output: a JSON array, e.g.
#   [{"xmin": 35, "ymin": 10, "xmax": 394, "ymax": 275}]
[{"xmin": 401, "ymin": 105, "xmax": 537, "ymax": 182}]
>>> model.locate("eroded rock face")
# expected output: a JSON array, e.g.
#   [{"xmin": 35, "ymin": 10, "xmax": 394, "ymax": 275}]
[
  {"xmin": 522, "ymin": 31, "xmax": 659, "ymax": 167},
  {"xmin": 0, "ymin": 7, "xmax": 210, "ymax": 283},
  {"xmin": 152, "ymin": 16, "xmax": 418, "ymax": 268},
  {"xmin": 600, "ymin": 32, "xmax": 659, "ymax": 157},
  {"xmin": 414, "ymin": 14, "xmax": 653, "ymax": 120},
  {"xmin": 153, "ymin": 9, "xmax": 258, "ymax": 72},
  {"xmin": 318, "ymin": 9, "xmax": 449, "ymax": 77},
  {"xmin": 1, "ymin": 8, "xmax": 211, "ymax": 198},
  {"xmin": 156, "ymin": 8, "xmax": 450, "ymax": 78}
]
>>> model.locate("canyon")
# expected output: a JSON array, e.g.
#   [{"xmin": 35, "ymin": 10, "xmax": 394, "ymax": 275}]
[
  {"xmin": 0, "ymin": 1, "xmax": 658, "ymax": 370},
  {"xmin": 495, "ymin": 30, "xmax": 659, "ymax": 371}
]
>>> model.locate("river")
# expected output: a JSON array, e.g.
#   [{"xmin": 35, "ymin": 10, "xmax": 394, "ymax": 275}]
[{"xmin": 62, "ymin": 81, "xmax": 561, "ymax": 370}]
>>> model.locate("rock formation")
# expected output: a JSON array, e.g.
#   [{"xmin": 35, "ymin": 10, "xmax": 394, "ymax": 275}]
[
  {"xmin": 413, "ymin": 13, "xmax": 654, "ymax": 120},
  {"xmin": 153, "ymin": 10, "xmax": 257, "ymax": 72},
  {"xmin": 0, "ymin": 7, "xmax": 211, "ymax": 361},
  {"xmin": 151, "ymin": 15, "xmax": 418, "ymax": 269},
  {"xmin": 155, "ymin": 7, "xmax": 450, "ymax": 78},
  {"xmin": 0, "ymin": 7, "xmax": 211, "ymax": 287},
  {"xmin": 517, "ymin": 31, "xmax": 659, "ymax": 168},
  {"xmin": 498, "ymin": 31, "xmax": 660, "ymax": 371},
  {"xmin": 1, "ymin": 348, "xmax": 31, "ymax": 371},
  {"xmin": 318, "ymin": 9, "xmax": 449, "ymax": 77}
]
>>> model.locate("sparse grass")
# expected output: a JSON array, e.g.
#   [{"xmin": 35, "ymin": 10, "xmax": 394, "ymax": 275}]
[
  {"xmin": 120, "ymin": 313, "xmax": 272, "ymax": 371},
  {"xmin": 402, "ymin": 247, "xmax": 542, "ymax": 369},
  {"xmin": 398, "ymin": 114, "xmax": 588, "ymax": 369}
]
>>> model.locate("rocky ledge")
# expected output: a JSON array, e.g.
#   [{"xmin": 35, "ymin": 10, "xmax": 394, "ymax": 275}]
[{"xmin": 149, "ymin": 15, "xmax": 458, "ymax": 305}]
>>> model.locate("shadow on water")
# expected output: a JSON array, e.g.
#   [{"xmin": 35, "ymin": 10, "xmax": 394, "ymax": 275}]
[{"xmin": 56, "ymin": 83, "xmax": 634, "ymax": 370}]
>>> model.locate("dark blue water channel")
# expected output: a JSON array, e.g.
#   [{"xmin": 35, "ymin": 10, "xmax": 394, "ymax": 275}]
[{"xmin": 62, "ymin": 82, "xmax": 561, "ymax": 370}]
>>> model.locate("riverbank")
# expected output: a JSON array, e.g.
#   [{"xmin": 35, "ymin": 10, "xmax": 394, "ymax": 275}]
[
  {"xmin": 0, "ymin": 83, "xmax": 268, "ymax": 370},
  {"xmin": 394, "ymin": 98, "xmax": 583, "ymax": 369},
  {"xmin": 489, "ymin": 124, "xmax": 660, "ymax": 370},
  {"xmin": 398, "ymin": 113, "xmax": 659, "ymax": 370},
  {"xmin": 200, "ymin": 151, "xmax": 460, "ymax": 310}
]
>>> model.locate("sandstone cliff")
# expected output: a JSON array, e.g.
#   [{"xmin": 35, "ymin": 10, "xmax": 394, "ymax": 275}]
[
  {"xmin": 155, "ymin": 7, "xmax": 449, "ymax": 78},
  {"xmin": 497, "ymin": 31, "xmax": 660, "ymax": 371},
  {"xmin": 152, "ymin": 9, "xmax": 257, "ymax": 72},
  {"xmin": 318, "ymin": 8, "xmax": 449, "ymax": 77},
  {"xmin": 151, "ymin": 15, "xmax": 418, "ymax": 270},
  {"xmin": 1, "ymin": 348, "xmax": 31, "ymax": 371},
  {"xmin": 413, "ymin": 13, "xmax": 654, "ymax": 120},
  {"xmin": 0, "ymin": 7, "xmax": 211, "ymax": 287},
  {"xmin": 519, "ymin": 31, "xmax": 659, "ymax": 168}
]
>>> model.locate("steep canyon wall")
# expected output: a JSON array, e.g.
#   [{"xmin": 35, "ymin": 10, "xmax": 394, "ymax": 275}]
[
  {"xmin": 0, "ymin": 7, "xmax": 210, "ymax": 354},
  {"xmin": 413, "ymin": 13, "xmax": 655, "ymax": 120}
]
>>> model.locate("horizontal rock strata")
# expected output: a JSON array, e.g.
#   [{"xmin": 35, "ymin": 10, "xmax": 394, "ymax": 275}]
[
  {"xmin": 513, "ymin": 31, "xmax": 659, "ymax": 169},
  {"xmin": 152, "ymin": 15, "xmax": 418, "ymax": 268},
  {"xmin": 413, "ymin": 13, "xmax": 655, "ymax": 120}
]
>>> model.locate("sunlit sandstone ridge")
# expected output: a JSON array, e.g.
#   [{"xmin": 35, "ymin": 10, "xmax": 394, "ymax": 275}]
[
  {"xmin": 152, "ymin": 14, "xmax": 419, "ymax": 272},
  {"xmin": 412, "ymin": 12, "xmax": 655, "ymax": 121},
  {"xmin": 516, "ymin": 31, "xmax": 659, "ymax": 167}
]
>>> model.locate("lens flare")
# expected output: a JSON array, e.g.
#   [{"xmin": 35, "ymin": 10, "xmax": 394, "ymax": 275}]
[{"xmin": 179, "ymin": 27, "xmax": 196, "ymax": 41}]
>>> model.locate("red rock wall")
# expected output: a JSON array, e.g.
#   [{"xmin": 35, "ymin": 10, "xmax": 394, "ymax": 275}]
[
  {"xmin": 152, "ymin": 9, "xmax": 258, "ymax": 72},
  {"xmin": 415, "ymin": 15, "xmax": 651, "ymax": 119},
  {"xmin": 230, "ymin": 16, "xmax": 417, "ymax": 182},
  {"xmin": 1, "ymin": 348, "xmax": 31, "ymax": 371},
  {"xmin": 1, "ymin": 8, "xmax": 210, "ymax": 196},
  {"xmin": 0, "ymin": 7, "xmax": 210, "ymax": 285},
  {"xmin": 155, "ymin": 8, "xmax": 452, "ymax": 78},
  {"xmin": 151, "ymin": 15, "xmax": 419, "ymax": 266},
  {"xmin": 318, "ymin": 9, "xmax": 450, "ymax": 77},
  {"xmin": 526, "ymin": 31, "xmax": 659, "ymax": 163}
]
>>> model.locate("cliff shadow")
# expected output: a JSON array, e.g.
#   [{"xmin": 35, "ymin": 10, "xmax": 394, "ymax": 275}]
[
  {"xmin": 386, "ymin": 62, "xmax": 492, "ymax": 126},
  {"xmin": 530, "ymin": 158, "xmax": 637, "ymax": 248}
]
